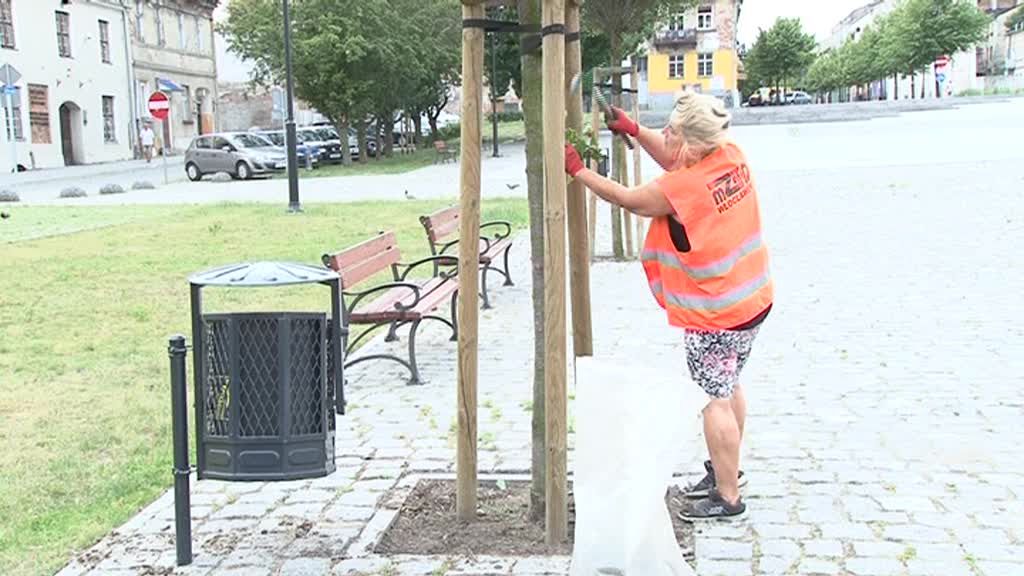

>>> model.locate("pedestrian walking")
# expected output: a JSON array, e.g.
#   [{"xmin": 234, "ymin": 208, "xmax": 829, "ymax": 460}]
[
  {"xmin": 140, "ymin": 124, "xmax": 156, "ymax": 163},
  {"xmin": 564, "ymin": 90, "xmax": 774, "ymax": 520}
]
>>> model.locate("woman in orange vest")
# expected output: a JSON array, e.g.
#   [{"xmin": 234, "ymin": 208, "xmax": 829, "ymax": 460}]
[{"xmin": 565, "ymin": 90, "xmax": 773, "ymax": 520}]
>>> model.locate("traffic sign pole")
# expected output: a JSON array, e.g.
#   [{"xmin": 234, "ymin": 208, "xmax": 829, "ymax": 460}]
[
  {"xmin": 162, "ymin": 127, "xmax": 169, "ymax": 184},
  {"xmin": 4, "ymin": 89, "xmax": 15, "ymax": 173},
  {"xmin": 2, "ymin": 64, "xmax": 20, "ymax": 173},
  {"xmin": 148, "ymin": 92, "xmax": 171, "ymax": 184}
]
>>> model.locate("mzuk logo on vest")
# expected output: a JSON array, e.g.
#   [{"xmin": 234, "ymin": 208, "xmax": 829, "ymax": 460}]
[{"xmin": 709, "ymin": 163, "xmax": 753, "ymax": 214}]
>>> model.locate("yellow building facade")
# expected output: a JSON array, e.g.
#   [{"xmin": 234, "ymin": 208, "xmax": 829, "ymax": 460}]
[{"xmin": 641, "ymin": 0, "xmax": 743, "ymax": 108}]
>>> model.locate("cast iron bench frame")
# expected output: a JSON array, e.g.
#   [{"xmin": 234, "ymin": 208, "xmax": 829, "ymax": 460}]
[
  {"xmin": 322, "ymin": 231, "xmax": 458, "ymax": 385},
  {"xmin": 419, "ymin": 205, "xmax": 514, "ymax": 309}
]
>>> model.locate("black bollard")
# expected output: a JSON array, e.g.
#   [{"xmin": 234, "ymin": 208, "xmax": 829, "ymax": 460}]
[{"xmin": 168, "ymin": 335, "xmax": 193, "ymax": 566}]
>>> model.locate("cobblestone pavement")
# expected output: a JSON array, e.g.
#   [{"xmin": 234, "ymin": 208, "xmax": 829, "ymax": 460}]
[{"xmin": 58, "ymin": 103, "xmax": 1024, "ymax": 575}]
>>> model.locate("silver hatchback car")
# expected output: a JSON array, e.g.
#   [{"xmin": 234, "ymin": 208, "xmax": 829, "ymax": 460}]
[{"xmin": 184, "ymin": 132, "xmax": 288, "ymax": 181}]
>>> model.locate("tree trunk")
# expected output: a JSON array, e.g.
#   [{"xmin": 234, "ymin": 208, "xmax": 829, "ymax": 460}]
[
  {"xmin": 911, "ymin": 73, "xmax": 916, "ymax": 99},
  {"xmin": 338, "ymin": 116, "xmax": 352, "ymax": 166},
  {"xmin": 608, "ymin": 34, "xmax": 625, "ymax": 260},
  {"xmin": 355, "ymin": 117, "xmax": 369, "ymax": 163},
  {"xmin": 384, "ymin": 114, "xmax": 395, "ymax": 157},
  {"xmin": 921, "ymin": 67, "xmax": 927, "ymax": 99},
  {"xmin": 428, "ymin": 114, "xmax": 440, "ymax": 142},
  {"xmin": 372, "ymin": 118, "xmax": 383, "ymax": 161},
  {"xmin": 518, "ymin": 0, "xmax": 546, "ymax": 523},
  {"xmin": 413, "ymin": 113, "xmax": 423, "ymax": 147},
  {"xmin": 894, "ymin": 73, "xmax": 899, "ymax": 100}
]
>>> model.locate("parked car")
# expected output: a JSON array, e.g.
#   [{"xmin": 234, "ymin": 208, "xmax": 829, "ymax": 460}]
[
  {"xmin": 184, "ymin": 132, "xmax": 287, "ymax": 181},
  {"xmin": 257, "ymin": 129, "xmax": 320, "ymax": 167},
  {"xmin": 297, "ymin": 127, "xmax": 345, "ymax": 164},
  {"xmin": 786, "ymin": 91, "xmax": 813, "ymax": 105}
]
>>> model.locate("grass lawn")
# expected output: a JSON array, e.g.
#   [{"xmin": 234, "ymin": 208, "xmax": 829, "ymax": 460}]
[
  {"xmin": 280, "ymin": 147, "xmax": 439, "ymax": 180},
  {"xmin": 0, "ymin": 199, "xmax": 528, "ymax": 576},
  {"xmin": 482, "ymin": 120, "xmax": 526, "ymax": 144}
]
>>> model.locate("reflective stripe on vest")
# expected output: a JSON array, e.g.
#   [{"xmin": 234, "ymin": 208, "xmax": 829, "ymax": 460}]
[
  {"xmin": 649, "ymin": 269, "xmax": 770, "ymax": 312},
  {"xmin": 641, "ymin": 232, "xmax": 763, "ymax": 281}
]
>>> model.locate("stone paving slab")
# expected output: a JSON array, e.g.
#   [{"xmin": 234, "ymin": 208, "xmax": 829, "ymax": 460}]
[{"xmin": 59, "ymin": 137, "xmax": 1024, "ymax": 575}]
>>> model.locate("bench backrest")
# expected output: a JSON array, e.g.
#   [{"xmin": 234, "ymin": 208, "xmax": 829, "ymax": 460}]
[
  {"xmin": 419, "ymin": 206, "xmax": 460, "ymax": 246},
  {"xmin": 322, "ymin": 231, "xmax": 401, "ymax": 288}
]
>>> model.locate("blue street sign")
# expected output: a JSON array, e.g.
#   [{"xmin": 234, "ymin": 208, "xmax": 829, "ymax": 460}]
[
  {"xmin": 2, "ymin": 85, "xmax": 16, "ymax": 95},
  {"xmin": 936, "ymin": 73, "xmax": 947, "ymax": 85}
]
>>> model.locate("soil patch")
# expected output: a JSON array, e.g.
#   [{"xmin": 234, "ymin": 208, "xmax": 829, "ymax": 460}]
[{"xmin": 376, "ymin": 479, "xmax": 695, "ymax": 559}]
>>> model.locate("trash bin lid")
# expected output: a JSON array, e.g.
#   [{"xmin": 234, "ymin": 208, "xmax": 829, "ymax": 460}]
[{"xmin": 189, "ymin": 261, "xmax": 338, "ymax": 287}]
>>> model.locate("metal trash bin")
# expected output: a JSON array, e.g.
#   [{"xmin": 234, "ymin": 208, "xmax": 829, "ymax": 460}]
[{"xmin": 188, "ymin": 261, "xmax": 344, "ymax": 481}]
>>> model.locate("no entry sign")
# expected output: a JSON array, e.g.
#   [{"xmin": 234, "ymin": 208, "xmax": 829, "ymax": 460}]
[{"xmin": 148, "ymin": 91, "xmax": 170, "ymax": 121}]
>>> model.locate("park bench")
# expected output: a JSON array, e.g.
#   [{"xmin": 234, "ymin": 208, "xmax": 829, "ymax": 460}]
[
  {"xmin": 419, "ymin": 206, "xmax": 514, "ymax": 309},
  {"xmin": 322, "ymin": 231, "xmax": 458, "ymax": 386},
  {"xmin": 433, "ymin": 140, "xmax": 457, "ymax": 164}
]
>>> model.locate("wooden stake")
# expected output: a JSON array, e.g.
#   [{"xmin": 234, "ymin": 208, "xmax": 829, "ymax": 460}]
[
  {"xmin": 565, "ymin": 0, "xmax": 592, "ymax": 358},
  {"xmin": 621, "ymin": 151, "xmax": 633, "ymax": 257},
  {"xmin": 542, "ymin": 0, "xmax": 568, "ymax": 545},
  {"xmin": 631, "ymin": 61, "xmax": 645, "ymax": 248},
  {"xmin": 456, "ymin": 0, "xmax": 485, "ymax": 523},
  {"xmin": 588, "ymin": 78, "xmax": 599, "ymax": 260}
]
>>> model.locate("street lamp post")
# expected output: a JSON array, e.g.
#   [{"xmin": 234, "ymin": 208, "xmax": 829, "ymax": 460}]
[
  {"xmin": 490, "ymin": 31, "xmax": 499, "ymax": 158},
  {"xmin": 283, "ymin": 0, "xmax": 301, "ymax": 213}
]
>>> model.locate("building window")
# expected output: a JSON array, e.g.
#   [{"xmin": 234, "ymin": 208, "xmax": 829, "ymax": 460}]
[
  {"xmin": 698, "ymin": 52, "xmax": 713, "ymax": 77},
  {"xmin": 28, "ymin": 84, "xmax": 50, "ymax": 144},
  {"xmin": 668, "ymin": 13, "xmax": 685, "ymax": 31},
  {"xmin": 135, "ymin": 0, "xmax": 144, "ymax": 41},
  {"xmin": 99, "ymin": 20, "xmax": 111, "ymax": 63},
  {"xmin": 669, "ymin": 55, "xmax": 684, "ymax": 78},
  {"xmin": 178, "ymin": 12, "xmax": 187, "ymax": 50},
  {"xmin": 156, "ymin": 5, "xmax": 164, "ymax": 46},
  {"xmin": 194, "ymin": 15, "xmax": 202, "ymax": 52},
  {"xmin": 56, "ymin": 11, "xmax": 71, "ymax": 57},
  {"xmin": 697, "ymin": 6, "xmax": 713, "ymax": 30},
  {"xmin": 3, "ymin": 85, "xmax": 22, "ymax": 141},
  {"xmin": 182, "ymin": 84, "xmax": 193, "ymax": 121},
  {"xmin": 102, "ymin": 95, "xmax": 116, "ymax": 142},
  {"xmin": 1, "ymin": 0, "xmax": 14, "ymax": 49}
]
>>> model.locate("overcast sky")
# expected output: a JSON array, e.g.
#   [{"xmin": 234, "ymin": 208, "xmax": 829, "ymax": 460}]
[
  {"xmin": 738, "ymin": 0, "xmax": 870, "ymax": 45},
  {"xmin": 214, "ymin": 0, "xmax": 873, "ymax": 82}
]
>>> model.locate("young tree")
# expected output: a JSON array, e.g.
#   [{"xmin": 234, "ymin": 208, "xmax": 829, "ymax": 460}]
[
  {"xmin": 515, "ymin": 0, "xmax": 547, "ymax": 523},
  {"xmin": 888, "ymin": 0, "xmax": 989, "ymax": 98},
  {"xmin": 744, "ymin": 18, "xmax": 816, "ymax": 102},
  {"xmin": 583, "ymin": 0, "xmax": 697, "ymax": 259}
]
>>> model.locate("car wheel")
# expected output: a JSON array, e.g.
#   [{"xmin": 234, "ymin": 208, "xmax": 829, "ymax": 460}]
[
  {"xmin": 186, "ymin": 162, "xmax": 203, "ymax": 182},
  {"xmin": 235, "ymin": 161, "xmax": 252, "ymax": 181}
]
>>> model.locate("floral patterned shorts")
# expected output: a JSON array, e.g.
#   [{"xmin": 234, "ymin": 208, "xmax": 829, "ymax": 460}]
[{"xmin": 684, "ymin": 326, "xmax": 761, "ymax": 399}]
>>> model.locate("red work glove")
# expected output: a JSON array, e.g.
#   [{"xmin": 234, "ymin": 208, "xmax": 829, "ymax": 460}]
[
  {"xmin": 606, "ymin": 106, "xmax": 639, "ymax": 138},
  {"xmin": 564, "ymin": 143, "xmax": 585, "ymax": 178}
]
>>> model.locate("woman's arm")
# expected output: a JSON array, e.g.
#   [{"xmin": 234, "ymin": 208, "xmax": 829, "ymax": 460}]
[
  {"xmin": 572, "ymin": 168, "xmax": 674, "ymax": 218},
  {"xmin": 634, "ymin": 125, "xmax": 676, "ymax": 171},
  {"xmin": 606, "ymin": 106, "xmax": 676, "ymax": 170}
]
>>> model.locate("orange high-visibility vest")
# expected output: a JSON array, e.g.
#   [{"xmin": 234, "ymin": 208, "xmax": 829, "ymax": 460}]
[{"xmin": 641, "ymin": 142, "xmax": 773, "ymax": 331}]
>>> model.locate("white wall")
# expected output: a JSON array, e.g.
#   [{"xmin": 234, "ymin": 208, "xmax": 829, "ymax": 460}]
[{"xmin": 0, "ymin": 1, "xmax": 134, "ymax": 172}]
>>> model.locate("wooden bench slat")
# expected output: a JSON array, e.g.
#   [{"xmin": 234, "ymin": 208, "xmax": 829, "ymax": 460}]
[
  {"xmin": 324, "ymin": 232, "xmax": 400, "ymax": 287},
  {"xmin": 479, "ymin": 237, "xmax": 513, "ymax": 264},
  {"xmin": 339, "ymin": 250, "xmax": 400, "ymax": 287},
  {"xmin": 327, "ymin": 231, "xmax": 397, "ymax": 269},
  {"xmin": 421, "ymin": 207, "xmax": 460, "ymax": 243},
  {"xmin": 349, "ymin": 277, "xmax": 456, "ymax": 324}
]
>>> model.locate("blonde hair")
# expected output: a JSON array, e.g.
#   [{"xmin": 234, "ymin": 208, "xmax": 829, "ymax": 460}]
[{"xmin": 667, "ymin": 90, "xmax": 731, "ymax": 155}]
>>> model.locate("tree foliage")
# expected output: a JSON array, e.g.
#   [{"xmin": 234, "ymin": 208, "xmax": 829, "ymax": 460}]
[
  {"xmin": 804, "ymin": 0, "xmax": 989, "ymax": 98},
  {"xmin": 742, "ymin": 17, "xmax": 817, "ymax": 97},
  {"xmin": 219, "ymin": 0, "xmax": 461, "ymax": 151}
]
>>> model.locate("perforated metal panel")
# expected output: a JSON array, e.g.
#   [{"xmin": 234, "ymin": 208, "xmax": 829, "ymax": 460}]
[{"xmin": 196, "ymin": 312, "xmax": 335, "ymax": 481}]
